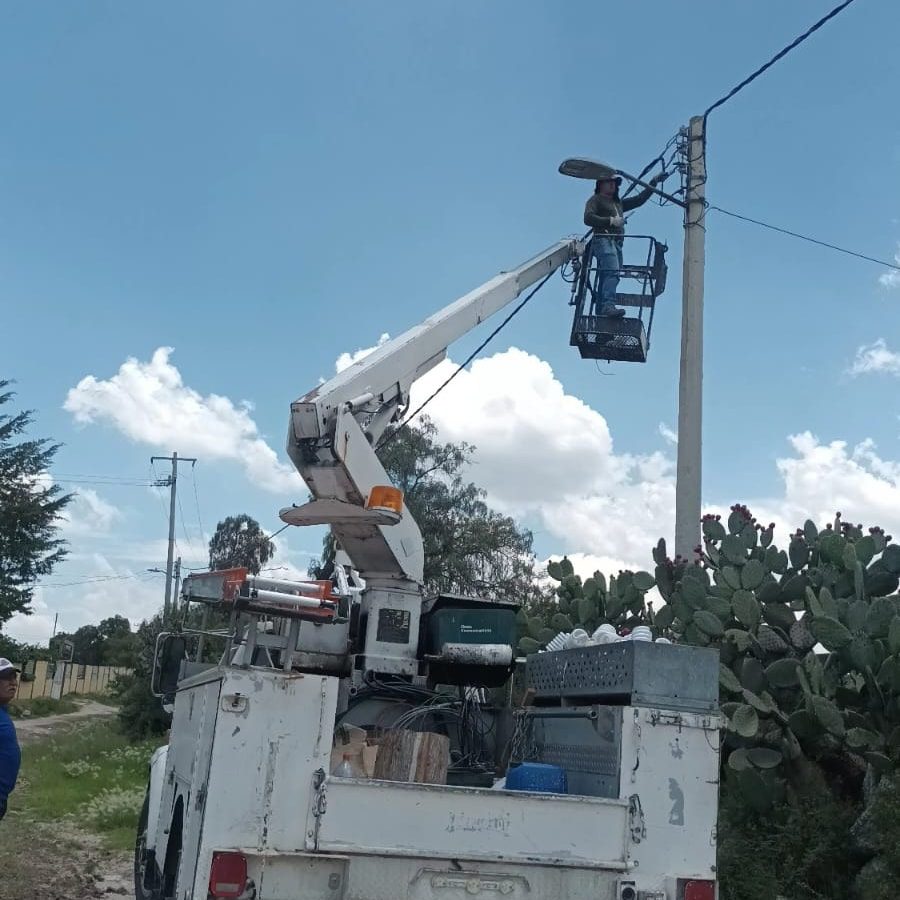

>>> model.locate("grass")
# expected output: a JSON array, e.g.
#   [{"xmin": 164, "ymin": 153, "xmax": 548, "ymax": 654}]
[
  {"xmin": 17, "ymin": 718, "xmax": 161, "ymax": 851},
  {"xmin": 7, "ymin": 695, "xmax": 79, "ymax": 718}
]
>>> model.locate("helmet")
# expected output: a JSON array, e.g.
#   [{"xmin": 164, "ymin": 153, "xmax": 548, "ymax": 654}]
[{"xmin": 594, "ymin": 173, "xmax": 622, "ymax": 191}]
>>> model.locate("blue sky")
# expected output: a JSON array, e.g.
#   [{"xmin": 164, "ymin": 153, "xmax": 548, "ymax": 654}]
[{"xmin": 3, "ymin": 1, "xmax": 900, "ymax": 641}]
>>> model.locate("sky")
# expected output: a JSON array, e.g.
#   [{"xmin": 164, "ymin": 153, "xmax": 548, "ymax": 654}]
[{"xmin": 3, "ymin": 1, "xmax": 900, "ymax": 643}]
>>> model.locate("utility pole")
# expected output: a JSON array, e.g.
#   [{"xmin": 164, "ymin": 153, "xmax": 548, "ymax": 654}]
[
  {"xmin": 151, "ymin": 452, "xmax": 197, "ymax": 617},
  {"xmin": 173, "ymin": 556, "xmax": 182, "ymax": 614},
  {"xmin": 674, "ymin": 115, "xmax": 707, "ymax": 561}
]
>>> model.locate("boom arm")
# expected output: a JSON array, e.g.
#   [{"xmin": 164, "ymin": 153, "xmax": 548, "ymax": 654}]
[{"xmin": 284, "ymin": 238, "xmax": 581, "ymax": 586}]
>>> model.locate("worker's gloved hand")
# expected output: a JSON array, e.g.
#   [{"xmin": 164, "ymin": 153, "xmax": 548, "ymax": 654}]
[
  {"xmin": 650, "ymin": 172, "xmax": 667, "ymax": 186},
  {"xmin": 609, "ymin": 214, "xmax": 624, "ymax": 227}
]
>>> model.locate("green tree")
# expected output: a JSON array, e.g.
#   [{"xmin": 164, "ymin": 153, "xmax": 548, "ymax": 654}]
[
  {"xmin": 208, "ymin": 514, "xmax": 274, "ymax": 575},
  {"xmin": 98, "ymin": 614, "xmax": 138, "ymax": 666},
  {"xmin": 52, "ymin": 615, "xmax": 136, "ymax": 666},
  {"xmin": 311, "ymin": 417, "xmax": 539, "ymax": 603},
  {"xmin": 0, "ymin": 381, "xmax": 73, "ymax": 626},
  {"xmin": 0, "ymin": 632, "xmax": 53, "ymax": 663},
  {"xmin": 115, "ymin": 610, "xmax": 175, "ymax": 739}
]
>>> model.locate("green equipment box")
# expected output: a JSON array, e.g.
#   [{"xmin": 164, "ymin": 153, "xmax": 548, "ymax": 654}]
[{"xmin": 421, "ymin": 594, "xmax": 519, "ymax": 687}]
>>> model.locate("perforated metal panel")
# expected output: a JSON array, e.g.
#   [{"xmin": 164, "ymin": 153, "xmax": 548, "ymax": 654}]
[
  {"xmin": 515, "ymin": 706, "xmax": 622, "ymax": 799},
  {"xmin": 525, "ymin": 641, "xmax": 718, "ymax": 713}
]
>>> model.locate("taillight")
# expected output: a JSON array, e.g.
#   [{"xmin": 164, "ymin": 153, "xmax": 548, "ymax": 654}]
[
  {"xmin": 684, "ymin": 880, "xmax": 716, "ymax": 900},
  {"xmin": 208, "ymin": 852, "xmax": 248, "ymax": 899}
]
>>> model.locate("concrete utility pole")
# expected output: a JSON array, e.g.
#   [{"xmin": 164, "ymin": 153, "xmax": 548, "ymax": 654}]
[
  {"xmin": 674, "ymin": 115, "xmax": 707, "ymax": 562},
  {"xmin": 173, "ymin": 556, "xmax": 182, "ymax": 613},
  {"xmin": 151, "ymin": 452, "xmax": 197, "ymax": 617}
]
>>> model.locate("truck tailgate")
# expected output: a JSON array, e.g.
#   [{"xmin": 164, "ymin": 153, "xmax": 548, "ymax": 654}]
[{"xmin": 312, "ymin": 777, "xmax": 631, "ymax": 869}]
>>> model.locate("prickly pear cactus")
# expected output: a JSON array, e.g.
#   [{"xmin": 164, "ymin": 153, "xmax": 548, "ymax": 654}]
[
  {"xmin": 659, "ymin": 506, "xmax": 900, "ymax": 809},
  {"xmin": 516, "ymin": 556, "xmax": 655, "ymax": 655}
]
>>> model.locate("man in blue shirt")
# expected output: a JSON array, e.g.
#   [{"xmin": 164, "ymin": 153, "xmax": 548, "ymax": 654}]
[{"xmin": 0, "ymin": 658, "xmax": 21, "ymax": 821}]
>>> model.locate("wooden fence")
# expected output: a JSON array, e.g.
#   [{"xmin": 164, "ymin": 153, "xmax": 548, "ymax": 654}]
[{"xmin": 13, "ymin": 659, "xmax": 131, "ymax": 700}]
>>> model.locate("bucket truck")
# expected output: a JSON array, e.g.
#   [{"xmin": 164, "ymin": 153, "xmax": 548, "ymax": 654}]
[{"xmin": 134, "ymin": 234, "xmax": 720, "ymax": 900}]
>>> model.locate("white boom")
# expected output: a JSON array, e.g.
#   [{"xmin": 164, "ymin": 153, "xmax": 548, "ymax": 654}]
[{"xmin": 283, "ymin": 239, "xmax": 581, "ymax": 585}]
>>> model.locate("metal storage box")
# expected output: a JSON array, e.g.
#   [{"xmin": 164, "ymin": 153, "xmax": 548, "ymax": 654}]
[
  {"xmin": 514, "ymin": 705, "xmax": 622, "ymax": 799},
  {"xmin": 423, "ymin": 603, "xmax": 518, "ymax": 652},
  {"xmin": 525, "ymin": 641, "xmax": 719, "ymax": 713}
]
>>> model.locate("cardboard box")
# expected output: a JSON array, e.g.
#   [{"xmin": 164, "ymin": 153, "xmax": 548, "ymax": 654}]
[{"xmin": 331, "ymin": 723, "xmax": 379, "ymax": 777}]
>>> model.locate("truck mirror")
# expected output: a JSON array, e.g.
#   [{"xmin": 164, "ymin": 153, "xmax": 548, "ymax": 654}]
[{"xmin": 152, "ymin": 633, "xmax": 187, "ymax": 698}]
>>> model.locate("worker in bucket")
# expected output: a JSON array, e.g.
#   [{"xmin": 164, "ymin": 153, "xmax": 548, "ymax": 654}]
[{"xmin": 584, "ymin": 171, "xmax": 664, "ymax": 317}]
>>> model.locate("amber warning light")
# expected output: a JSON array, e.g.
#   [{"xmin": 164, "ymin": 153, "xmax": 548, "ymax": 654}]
[{"xmin": 366, "ymin": 485, "xmax": 404, "ymax": 516}]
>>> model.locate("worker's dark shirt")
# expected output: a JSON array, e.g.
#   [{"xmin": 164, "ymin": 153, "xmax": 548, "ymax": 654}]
[
  {"xmin": 0, "ymin": 705, "xmax": 21, "ymax": 808},
  {"xmin": 584, "ymin": 185, "xmax": 654, "ymax": 237}
]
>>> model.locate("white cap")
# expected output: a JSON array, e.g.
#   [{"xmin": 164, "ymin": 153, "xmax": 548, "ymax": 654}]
[{"xmin": 0, "ymin": 658, "xmax": 20, "ymax": 677}]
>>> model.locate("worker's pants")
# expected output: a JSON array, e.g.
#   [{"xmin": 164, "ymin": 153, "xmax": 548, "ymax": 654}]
[{"xmin": 592, "ymin": 236, "xmax": 622, "ymax": 307}]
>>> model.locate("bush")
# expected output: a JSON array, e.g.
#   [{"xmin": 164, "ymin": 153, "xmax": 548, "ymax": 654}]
[
  {"xmin": 115, "ymin": 610, "xmax": 179, "ymax": 740},
  {"xmin": 114, "ymin": 670, "xmax": 170, "ymax": 739},
  {"xmin": 718, "ymin": 781, "xmax": 859, "ymax": 900},
  {"xmin": 7, "ymin": 696, "xmax": 78, "ymax": 719}
]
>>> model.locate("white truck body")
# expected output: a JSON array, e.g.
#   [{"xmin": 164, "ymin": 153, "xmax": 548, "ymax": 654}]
[
  {"xmin": 140, "ymin": 231, "xmax": 717, "ymax": 900},
  {"xmin": 145, "ymin": 664, "xmax": 720, "ymax": 899}
]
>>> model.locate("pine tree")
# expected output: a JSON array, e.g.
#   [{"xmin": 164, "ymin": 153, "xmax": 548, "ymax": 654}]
[{"xmin": 0, "ymin": 381, "xmax": 73, "ymax": 625}]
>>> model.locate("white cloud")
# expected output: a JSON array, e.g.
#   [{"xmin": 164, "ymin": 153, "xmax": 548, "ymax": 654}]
[
  {"xmin": 879, "ymin": 245, "xmax": 900, "ymax": 289},
  {"xmin": 4, "ymin": 594, "xmax": 59, "ymax": 647},
  {"xmin": 391, "ymin": 347, "xmax": 900, "ymax": 570},
  {"xmin": 64, "ymin": 347, "xmax": 301, "ymax": 494},
  {"xmin": 30, "ymin": 472, "xmax": 122, "ymax": 538},
  {"xmin": 767, "ymin": 433, "xmax": 900, "ymax": 538},
  {"xmin": 37, "ymin": 339, "xmax": 900, "ymax": 648},
  {"xmin": 335, "ymin": 333, "xmax": 390, "ymax": 374},
  {"xmin": 4, "ymin": 556, "xmax": 166, "ymax": 646},
  {"xmin": 62, "ymin": 488, "xmax": 123, "ymax": 536},
  {"xmin": 658, "ymin": 423, "xmax": 678, "ymax": 446},
  {"xmin": 847, "ymin": 339, "xmax": 900, "ymax": 377},
  {"xmin": 406, "ymin": 347, "xmax": 677, "ymax": 566}
]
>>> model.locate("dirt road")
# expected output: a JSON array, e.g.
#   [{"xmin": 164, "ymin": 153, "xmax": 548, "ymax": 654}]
[
  {"xmin": 15, "ymin": 700, "xmax": 118, "ymax": 743},
  {"xmin": 1, "ymin": 820, "xmax": 133, "ymax": 900}
]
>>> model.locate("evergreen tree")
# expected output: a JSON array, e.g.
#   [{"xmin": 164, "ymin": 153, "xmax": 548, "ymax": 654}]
[{"xmin": 0, "ymin": 381, "xmax": 73, "ymax": 626}]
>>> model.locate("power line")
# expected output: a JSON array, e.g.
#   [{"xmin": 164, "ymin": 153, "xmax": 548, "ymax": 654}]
[
  {"xmin": 149, "ymin": 463, "xmax": 173, "ymax": 519},
  {"xmin": 376, "ymin": 271, "xmax": 555, "ymax": 451},
  {"xmin": 621, "ymin": 132, "xmax": 680, "ymax": 201},
  {"xmin": 52, "ymin": 472, "xmax": 156, "ymax": 481},
  {"xmin": 266, "ymin": 523, "xmax": 291, "ymax": 542},
  {"xmin": 709, "ymin": 204, "xmax": 900, "ymax": 272},
  {"xmin": 703, "ymin": 0, "xmax": 860, "ymax": 121},
  {"xmin": 51, "ymin": 476, "xmax": 157, "ymax": 487},
  {"xmin": 39, "ymin": 572, "xmax": 161, "ymax": 588},
  {"xmin": 191, "ymin": 468, "xmax": 206, "ymax": 543},
  {"xmin": 177, "ymin": 493, "xmax": 197, "ymax": 556}
]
